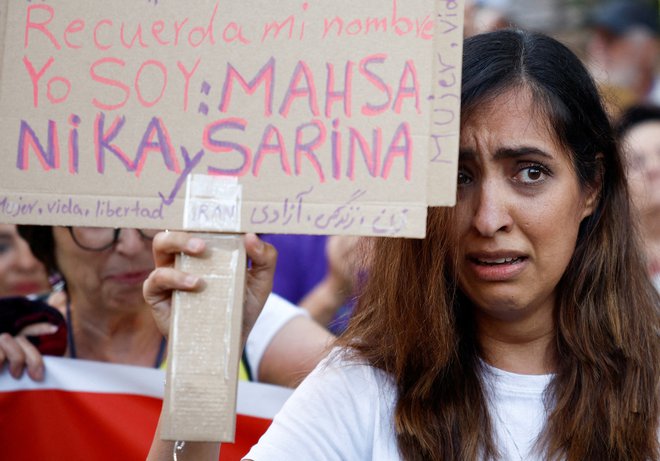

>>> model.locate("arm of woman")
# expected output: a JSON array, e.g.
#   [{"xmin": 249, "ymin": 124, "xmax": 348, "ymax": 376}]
[
  {"xmin": 298, "ymin": 235, "xmax": 360, "ymax": 327},
  {"xmin": 144, "ymin": 231, "xmax": 277, "ymax": 461},
  {"xmin": 257, "ymin": 313, "xmax": 334, "ymax": 387}
]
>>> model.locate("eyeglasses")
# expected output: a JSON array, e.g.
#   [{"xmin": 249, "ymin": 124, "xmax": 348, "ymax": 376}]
[{"xmin": 67, "ymin": 227, "xmax": 159, "ymax": 251}]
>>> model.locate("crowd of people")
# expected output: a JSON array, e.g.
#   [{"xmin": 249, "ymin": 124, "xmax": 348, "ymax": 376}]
[{"xmin": 1, "ymin": 1, "xmax": 659, "ymax": 460}]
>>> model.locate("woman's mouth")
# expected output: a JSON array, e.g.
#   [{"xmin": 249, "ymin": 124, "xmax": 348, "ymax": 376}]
[
  {"xmin": 465, "ymin": 254, "xmax": 528, "ymax": 281},
  {"xmin": 471, "ymin": 256, "xmax": 525, "ymax": 266},
  {"xmin": 10, "ymin": 281, "xmax": 47, "ymax": 296},
  {"xmin": 107, "ymin": 271, "xmax": 151, "ymax": 284}
]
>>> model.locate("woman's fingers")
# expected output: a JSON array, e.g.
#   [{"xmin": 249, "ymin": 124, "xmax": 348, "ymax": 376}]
[
  {"xmin": 152, "ymin": 231, "xmax": 206, "ymax": 268},
  {"xmin": 16, "ymin": 336, "xmax": 45, "ymax": 381},
  {"xmin": 0, "ymin": 333, "xmax": 25, "ymax": 378},
  {"xmin": 242, "ymin": 233, "xmax": 277, "ymax": 344},
  {"xmin": 143, "ymin": 267, "xmax": 203, "ymax": 305},
  {"xmin": 146, "ymin": 231, "xmax": 209, "ymax": 338},
  {"xmin": 244, "ymin": 233, "xmax": 277, "ymax": 297},
  {"xmin": 143, "ymin": 266, "xmax": 204, "ymax": 337},
  {"xmin": 0, "ymin": 333, "xmax": 45, "ymax": 381},
  {"xmin": 19, "ymin": 322, "xmax": 59, "ymax": 337},
  {"xmin": 145, "ymin": 232, "xmax": 277, "ymax": 345}
]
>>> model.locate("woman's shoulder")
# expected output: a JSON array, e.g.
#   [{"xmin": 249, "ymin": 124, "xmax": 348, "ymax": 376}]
[
  {"xmin": 244, "ymin": 347, "xmax": 400, "ymax": 460},
  {"xmin": 313, "ymin": 347, "xmax": 396, "ymax": 393},
  {"xmin": 303, "ymin": 347, "xmax": 399, "ymax": 433}
]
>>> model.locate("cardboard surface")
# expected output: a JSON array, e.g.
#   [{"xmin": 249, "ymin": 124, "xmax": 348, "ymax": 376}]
[
  {"xmin": 163, "ymin": 233, "xmax": 246, "ymax": 441},
  {"xmin": 0, "ymin": 0, "xmax": 463, "ymax": 237},
  {"xmin": 429, "ymin": 0, "xmax": 463, "ymax": 206}
]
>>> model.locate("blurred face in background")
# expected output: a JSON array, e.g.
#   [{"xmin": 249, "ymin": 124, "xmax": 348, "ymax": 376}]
[
  {"xmin": 52, "ymin": 227, "xmax": 157, "ymax": 312},
  {"xmin": 622, "ymin": 120, "xmax": 660, "ymax": 220},
  {"xmin": 591, "ymin": 29, "xmax": 659, "ymax": 104},
  {"xmin": 606, "ymin": 30, "xmax": 659, "ymax": 102},
  {"xmin": 0, "ymin": 224, "xmax": 51, "ymax": 298}
]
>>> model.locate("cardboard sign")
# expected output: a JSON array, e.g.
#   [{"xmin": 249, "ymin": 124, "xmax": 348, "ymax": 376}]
[
  {"xmin": 429, "ymin": 0, "xmax": 463, "ymax": 206},
  {"xmin": 0, "ymin": 0, "xmax": 462, "ymax": 238}
]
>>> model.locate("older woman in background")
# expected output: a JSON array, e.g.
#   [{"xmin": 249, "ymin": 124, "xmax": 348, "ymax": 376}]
[{"xmin": 0, "ymin": 225, "xmax": 333, "ymax": 387}]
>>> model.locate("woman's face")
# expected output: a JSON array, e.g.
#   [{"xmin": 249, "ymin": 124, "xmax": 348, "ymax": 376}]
[
  {"xmin": 0, "ymin": 224, "xmax": 50, "ymax": 298},
  {"xmin": 622, "ymin": 120, "xmax": 660, "ymax": 220},
  {"xmin": 52, "ymin": 227, "xmax": 155, "ymax": 313},
  {"xmin": 455, "ymin": 89, "xmax": 598, "ymax": 321}
]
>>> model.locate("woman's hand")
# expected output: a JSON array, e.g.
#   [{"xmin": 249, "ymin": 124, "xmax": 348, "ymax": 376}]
[
  {"xmin": 242, "ymin": 233, "xmax": 278, "ymax": 346},
  {"xmin": 0, "ymin": 297, "xmax": 66, "ymax": 382},
  {"xmin": 299, "ymin": 235, "xmax": 361, "ymax": 326},
  {"xmin": 143, "ymin": 232, "xmax": 277, "ymax": 346},
  {"xmin": 0, "ymin": 324, "xmax": 53, "ymax": 381}
]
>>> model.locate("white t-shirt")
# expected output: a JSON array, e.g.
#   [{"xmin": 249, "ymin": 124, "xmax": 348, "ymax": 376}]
[
  {"xmin": 244, "ymin": 293, "xmax": 308, "ymax": 381},
  {"xmin": 244, "ymin": 349, "xmax": 552, "ymax": 461},
  {"xmin": 483, "ymin": 362, "xmax": 552, "ymax": 460}
]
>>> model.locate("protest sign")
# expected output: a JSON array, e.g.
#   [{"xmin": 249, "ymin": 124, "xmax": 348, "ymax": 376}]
[
  {"xmin": 0, "ymin": 0, "xmax": 461, "ymax": 238},
  {"xmin": 0, "ymin": 0, "xmax": 463, "ymax": 443},
  {"xmin": 429, "ymin": 0, "xmax": 462, "ymax": 205}
]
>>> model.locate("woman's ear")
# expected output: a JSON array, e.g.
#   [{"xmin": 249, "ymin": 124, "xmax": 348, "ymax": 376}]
[{"xmin": 581, "ymin": 153, "xmax": 604, "ymax": 219}]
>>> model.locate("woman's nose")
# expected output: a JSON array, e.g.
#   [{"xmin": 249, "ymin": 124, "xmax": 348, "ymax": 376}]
[
  {"xmin": 14, "ymin": 239, "xmax": 42, "ymax": 271},
  {"xmin": 114, "ymin": 229, "xmax": 149, "ymax": 254},
  {"xmin": 471, "ymin": 180, "xmax": 514, "ymax": 237}
]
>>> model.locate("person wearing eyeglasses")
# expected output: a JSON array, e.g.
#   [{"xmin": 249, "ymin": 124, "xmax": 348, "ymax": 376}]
[{"xmin": 0, "ymin": 226, "xmax": 333, "ymax": 387}]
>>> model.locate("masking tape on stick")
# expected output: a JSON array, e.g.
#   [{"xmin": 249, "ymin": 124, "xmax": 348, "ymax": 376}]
[
  {"xmin": 183, "ymin": 175, "xmax": 242, "ymax": 232},
  {"xmin": 161, "ymin": 233, "xmax": 246, "ymax": 442}
]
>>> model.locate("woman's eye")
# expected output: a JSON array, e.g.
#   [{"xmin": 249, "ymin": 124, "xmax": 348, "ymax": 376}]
[
  {"xmin": 516, "ymin": 164, "xmax": 549, "ymax": 184},
  {"xmin": 0, "ymin": 242, "xmax": 13, "ymax": 255},
  {"xmin": 457, "ymin": 170, "xmax": 472, "ymax": 186}
]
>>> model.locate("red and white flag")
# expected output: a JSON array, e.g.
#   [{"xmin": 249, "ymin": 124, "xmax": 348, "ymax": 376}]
[{"xmin": 0, "ymin": 357, "xmax": 292, "ymax": 461}]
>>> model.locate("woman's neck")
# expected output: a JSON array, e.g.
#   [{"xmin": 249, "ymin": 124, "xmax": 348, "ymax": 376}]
[
  {"xmin": 67, "ymin": 296, "xmax": 163, "ymax": 367},
  {"xmin": 476, "ymin": 311, "xmax": 556, "ymax": 375}
]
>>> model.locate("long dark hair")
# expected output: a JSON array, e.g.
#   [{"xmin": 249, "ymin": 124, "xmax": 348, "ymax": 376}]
[{"xmin": 339, "ymin": 29, "xmax": 659, "ymax": 460}]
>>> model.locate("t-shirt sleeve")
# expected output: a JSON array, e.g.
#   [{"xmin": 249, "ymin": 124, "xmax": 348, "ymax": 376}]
[
  {"xmin": 243, "ymin": 351, "xmax": 385, "ymax": 461},
  {"xmin": 244, "ymin": 293, "xmax": 308, "ymax": 381}
]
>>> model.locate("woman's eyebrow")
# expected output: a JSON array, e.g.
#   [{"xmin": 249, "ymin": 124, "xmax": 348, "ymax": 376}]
[
  {"xmin": 493, "ymin": 146, "xmax": 553, "ymax": 160},
  {"xmin": 459, "ymin": 146, "xmax": 553, "ymax": 161},
  {"xmin": 458, "ymin": 148, "xmax": 476, "ymax": 160}
]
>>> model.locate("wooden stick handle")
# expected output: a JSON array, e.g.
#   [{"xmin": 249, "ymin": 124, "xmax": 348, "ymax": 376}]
[{"xmin": 161, "ymin": 233, "xmax": 245, "ymax": 442}]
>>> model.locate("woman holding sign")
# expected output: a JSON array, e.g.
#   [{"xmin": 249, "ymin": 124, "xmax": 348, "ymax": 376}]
[
  {"xmin": 145, "ymin": 29, "xmax": 660, "ymax": 460},
  {"xmin": 0, "ymin": 226, "xmax": 331, "ymax": 387}
]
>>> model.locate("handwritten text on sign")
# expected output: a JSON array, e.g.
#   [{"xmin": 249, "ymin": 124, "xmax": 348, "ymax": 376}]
[{"xmin": 0, "ymin": 0, "xmax": 463, "ymax": 236}]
